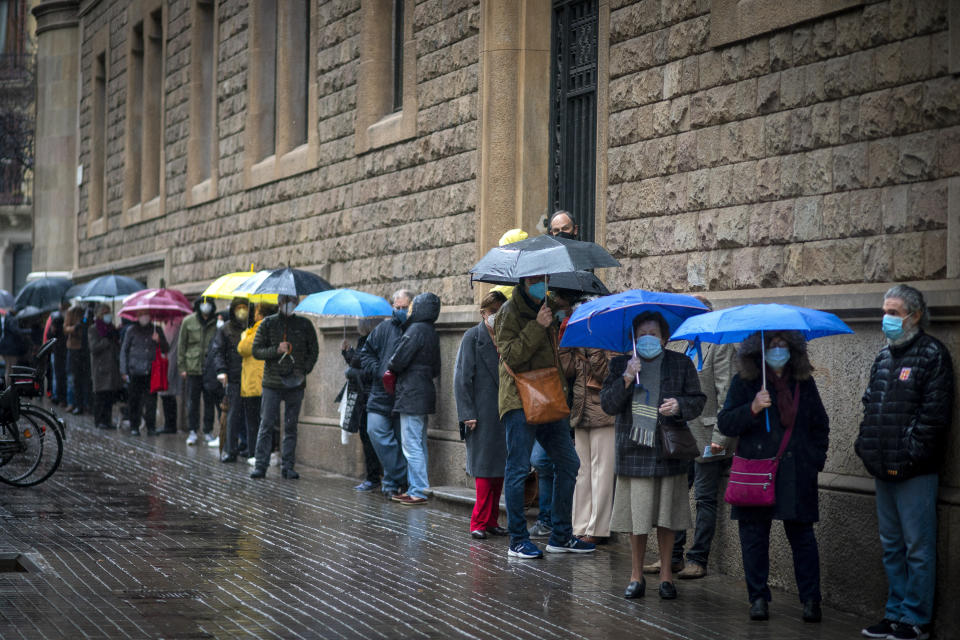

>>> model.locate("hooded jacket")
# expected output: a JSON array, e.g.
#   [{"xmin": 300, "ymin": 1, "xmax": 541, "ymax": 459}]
[
  {"xmin": 387, "ymin": 293, "xmax": 442, "ymax": 415},
  {"xmin": 359, "ymin": 314, "xmax": 406, "ymax": 416},
  {"xmin": 177, "ymin": 297, "xmax": 218, "ymax": 375},
  {"xmin": 252, "ymin": 311, "xmax": 319, "ymax": 390},
  {"xmin": 120, "ymin": 322, "xmax": 169, "ymax": 378},
  {"xmin": 211, "ymin": 298, "xmax": 248, "ymax": 382},
  {"xmin": 856, "ymin": 331, "xmax": 954, "ymax": 481}
]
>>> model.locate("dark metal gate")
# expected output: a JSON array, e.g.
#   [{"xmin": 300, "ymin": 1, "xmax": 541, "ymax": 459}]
[{"xmin": 549, "ymin": 0, "xmax": 598, "ymax": 242}]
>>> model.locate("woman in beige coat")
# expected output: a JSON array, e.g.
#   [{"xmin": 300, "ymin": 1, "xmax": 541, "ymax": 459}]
[{"xmin": 561, "ymin": 339, "xmax": 616, "ymax": 543}]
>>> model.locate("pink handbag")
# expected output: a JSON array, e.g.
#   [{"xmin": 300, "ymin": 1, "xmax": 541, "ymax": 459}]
[{"xmin": 724, "ymin": 384, "xmax": 798, "ymax": 508}]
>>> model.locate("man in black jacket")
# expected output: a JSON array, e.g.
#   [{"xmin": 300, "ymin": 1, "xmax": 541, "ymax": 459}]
[
  {"xmin": 358, "ymin": 289, "xmax": 413, "ymax": 498},
  {"xmin": 249, "ymin": 295, "xmax": 318, "ymax": 480},
  {"xmin": 213, "ymin": 298, "xmax": 249, "ymax": 462},
  {"xmin": 857, "ymin": 285, "xmax": 954, "ymax": 640}
]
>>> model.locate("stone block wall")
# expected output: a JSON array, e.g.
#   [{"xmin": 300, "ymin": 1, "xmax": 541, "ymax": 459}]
[
  {"xmin": 606, "ymin": 0, "xmax": 956, "ymax": 293},
  {"xmin": 76, "ymin": 0, "xmax": 480, "ymax": 305}
]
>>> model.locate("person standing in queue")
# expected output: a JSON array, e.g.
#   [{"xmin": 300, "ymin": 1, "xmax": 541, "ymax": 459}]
[
  {"xmin": 249, "ymin": 294, "xmax": 318, "ymax": 480},
  {"xmin": 120, "ymin": 312, "xmax": 169, "ymax": 436},
  {"xmin": 179, "ymin": 296, "xmax": 219, "ymax": 445}
]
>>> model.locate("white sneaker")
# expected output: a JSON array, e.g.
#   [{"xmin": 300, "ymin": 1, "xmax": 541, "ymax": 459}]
[
  {"xmin": 270, "ymin": 452, "xmax": 281, "ymax": 467},
  {"xmin": 186, "ymin": 431, "xmax": 198, "ymax": 445},
  {"xmin": 206, "ymin": 436, "xmax": 220, "ymax": 448},
  {"xmin": 246, "ymin": 457, "xmax": 256, "ymax": 466}
]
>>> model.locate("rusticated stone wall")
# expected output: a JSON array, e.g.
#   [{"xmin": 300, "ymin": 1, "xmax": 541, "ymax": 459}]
[
  {"xmin": 605, "ymin": 0, "xmax": 956, "ymax": 292},
  {"xmin": 76, "ymin": 0, "xmax": 480, "ymax": 304}
]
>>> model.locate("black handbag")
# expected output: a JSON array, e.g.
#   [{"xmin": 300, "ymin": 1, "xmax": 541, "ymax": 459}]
[{"xmin": 658, "ymin": 421, "xmax": 700, "ymax": 460}]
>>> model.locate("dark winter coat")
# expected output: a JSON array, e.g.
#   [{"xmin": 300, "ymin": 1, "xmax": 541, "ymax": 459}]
[
  {"xmin": 88, "ymin": 322, "xmax": 121, "ymax": 392},
  {"xmin": 601, "ymin": 350, "xmax": 706, "ymax": 478},
  {"xmin": 359, "ymin": 315, "xmax": 405, "ymax": 416},
  {"xmin": 856, "ymin": 331, "xmax": 954, "ymax": 481},
  {"xmin": 0, "ymin": 315, "xmax": 27, "ymax": 357},
  {"xmin": 454, "ymin": 322, "xmax": 506, "ymax": 478},
  {"xmin": 120, "ymin": 323, "xmax": 169, "ymax": 378},
  {"xmin": 252, "ymin": 312, "xmax": 319, "ymax": 391},
  {"xmin": 211, "ymin": 299, "xmax": 247, "ymax": 382},
  {"xmin": 388, "ymin": 293, "xmax": 441, "ymax": 416},
  {"xmin": 718, "ymin": 373, "xmax": 830, "ymax": 523}
]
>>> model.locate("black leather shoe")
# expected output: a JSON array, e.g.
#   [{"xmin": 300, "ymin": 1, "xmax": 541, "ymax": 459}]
[
  {"xmin": 146, "ymin": 429, "xmax": 158, "ymax": 436},
  {"xmin": 470, "ymin": 530, "xmax": 487, "ymax": 539},
  {"xmin": 749, "ymin": 598, "xmax": 769, "ymax": 621},
  {"xmin": 485, "ymin": 526, "xmax": 508, "ymax": 536},
  {"xmin": 250, "ymin": 468, "xmax": 266, "ymax": 479},
  {"xmin": 281, "ymin": 469, "xmax": 299, "ymax": 480},
  {"xmin": 624, "ymin": 578, "xmax": 645, "ymax": 599},
  {"xmin": 220, "ymin": 453, "xmax": 237, "ymax": 463},
  {"xmin": 658, "ymin": 581, "xmax": 678, "ymax": 600},
  {"xmin": 802, "ymin": 600, "xmax": 822, "ymax": 623}
]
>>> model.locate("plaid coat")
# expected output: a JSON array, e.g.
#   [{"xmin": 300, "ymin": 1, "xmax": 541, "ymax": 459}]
[{"xmin": 600, "ymin": 350, "xmax": 705, "ymax": 477}]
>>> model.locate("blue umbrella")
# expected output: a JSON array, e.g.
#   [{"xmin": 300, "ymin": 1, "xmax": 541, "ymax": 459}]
[
  {"xmin": 560, "ymin": 289, "xmax": 710, "ymax": 353},
  {"xmin": 295, "ymin": 289, "xmax": 393, "ymax": 318},
  {"xmin": 671, "ymin": 303, "xmax": 854, "ymax": 431}
]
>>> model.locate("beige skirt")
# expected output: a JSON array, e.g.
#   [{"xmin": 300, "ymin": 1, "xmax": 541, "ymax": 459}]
[{"xmin": 610, "ymin": 474, "xmax": 692, "ymax": 534}]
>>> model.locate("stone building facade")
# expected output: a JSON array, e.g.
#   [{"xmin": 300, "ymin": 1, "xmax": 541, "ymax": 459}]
[{"xmin": 31, "ymin": 0, "xmax": 959, "ymax": 633}]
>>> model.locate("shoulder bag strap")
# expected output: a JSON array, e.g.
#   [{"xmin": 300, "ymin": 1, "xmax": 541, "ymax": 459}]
[{"xmin": 498, "ymin": 326, "xmax": 560, "ymax": 381}]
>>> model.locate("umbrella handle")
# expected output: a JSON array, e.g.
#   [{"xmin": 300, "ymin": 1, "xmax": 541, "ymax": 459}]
[
  {"xmin": 630, "ymin": 324, "xmax": 640, "ymax": 385},
  {"xmin": 760, "ymin": 330, "xmax": 770, "ymax": 433}
]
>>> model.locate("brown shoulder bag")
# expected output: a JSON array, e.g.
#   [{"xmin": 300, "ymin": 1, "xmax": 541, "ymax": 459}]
[{"xmin": 501, "ymin": 330, "xmax": 571, "ymax": 425}]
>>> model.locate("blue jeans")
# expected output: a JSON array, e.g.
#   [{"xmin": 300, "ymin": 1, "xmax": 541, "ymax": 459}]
[
  {"xmin": 503, "ymin": 409, "xmax": 579, "ymax": 546},
  {"xmin": 530, "ymin": 441, "xmax": 554, "ymax": 526},
  {"xmin": 367, "ymin": 411, "xmax": 407, "ymax": 493},
  {"xmin": 875, "ymin": 474, "xmax": 938, "ymax": 626},
  {"xmin": 254, "ymin": 387, "xmax": 303, "ymax": 471},
  {"xmin": 674, "ymin": 458, "xmax": 730, "ymax": 566},
  {"xmin": 400, "ymin": 414, "xmax": 429, "ymax": 499}
]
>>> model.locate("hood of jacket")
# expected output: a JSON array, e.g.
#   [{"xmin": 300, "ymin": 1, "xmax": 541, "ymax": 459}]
[
  {"xmin": 405, "ymin": 292, "xmax": 440, "ymax": 326},
  {"xmin": 193, "ymin": 295, "xmax": 217, "ymax": 325}
]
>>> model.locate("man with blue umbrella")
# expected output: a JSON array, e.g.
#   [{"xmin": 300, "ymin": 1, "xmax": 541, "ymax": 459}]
[{"xmin": 857, "ymin": 285, "xmax": 954, "ymax": 640}]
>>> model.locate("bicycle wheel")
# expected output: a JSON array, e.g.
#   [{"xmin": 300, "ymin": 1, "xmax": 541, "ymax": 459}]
[
  {"xmin": 7, "ymin": 407, "xmax": 64, "ymax": 487},
  {"xmin": 20, "ymin": 403, "xmax": 66, "ymax": 440},
  {"xmin": 0, "ymin": 411, "xmax": 47, "ymax": 486}
]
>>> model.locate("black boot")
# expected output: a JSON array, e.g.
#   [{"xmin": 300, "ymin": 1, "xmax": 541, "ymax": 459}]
[
  {"xmin": 802, "ymin": 600, "xmax": 822, "ymax": 623},
  {"xmin": 749, "ymin": 598, "xmax": 769, "ymax": 621}
]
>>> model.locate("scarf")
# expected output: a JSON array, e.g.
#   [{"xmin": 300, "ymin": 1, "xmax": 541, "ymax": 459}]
[
  {"xmin": 629, "ymin": 352, "xmax": 663, "ymax": 447},
  {"xmin": 95, "ymin": 318, "xmax": 114, "ymax": 339},
  {"xmin": 767, "ymin": 367, "xmax": 798, "ymax": 430}
]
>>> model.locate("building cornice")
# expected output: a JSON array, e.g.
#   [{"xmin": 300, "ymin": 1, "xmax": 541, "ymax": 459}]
[{"xmin": 32, "ymin": 0, "xmax": 80, "ymax": 36}]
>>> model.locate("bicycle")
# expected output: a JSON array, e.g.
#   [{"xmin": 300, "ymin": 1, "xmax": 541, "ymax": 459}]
[{"xmin": 0, "ymin": 340, "xmax": 65, "ymax": 487}]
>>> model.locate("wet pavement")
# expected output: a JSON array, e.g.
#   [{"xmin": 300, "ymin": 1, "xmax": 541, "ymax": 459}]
[{"xmin": 0, "ymin": 404, "xmax": 873, "ymax": 639}]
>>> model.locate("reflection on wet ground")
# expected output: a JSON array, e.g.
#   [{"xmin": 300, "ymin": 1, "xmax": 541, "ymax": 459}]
[{"xmin": 0, "ymin": 408, "xmax": 871, "ymax": 639}]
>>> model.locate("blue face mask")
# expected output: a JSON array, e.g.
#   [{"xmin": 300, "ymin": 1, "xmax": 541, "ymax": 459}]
[
  {"xmin": 393, "ymin": 308, "xmax": 408, "ymax": 324},
  {"xmin": 765, "ymin": 346, "xmax": 791, "ymax": 369},
  {"xmin": 554, "ymin": 310, "xmax": 567, "ymax": 322},
  {"xmin": 635, "ymin": 335, "xmax": 663, "ymax": 359},
  {"xmin": 527, "ymin": 281, "xmax": 546, "ymax": 301},
  {"xmin": 882, "ymin": 314, "xmax": 904, "ymax": 340}
]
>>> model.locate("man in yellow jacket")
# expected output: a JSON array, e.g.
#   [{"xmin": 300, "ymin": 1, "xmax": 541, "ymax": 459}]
[{"xmin": 237, "ymin": 303, "xmax": 279, "ymax": 465}]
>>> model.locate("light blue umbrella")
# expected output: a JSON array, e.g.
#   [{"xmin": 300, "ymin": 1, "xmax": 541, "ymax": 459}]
[
  {"xmin": 295, "ymin": 288, "xmax": 393, "ymax": 318},
  {"xmin": 560, "ymin": 289, "xmax": 710, "ymax": 353},
  {"xmin": 671, "ymin": 303, "xmax": 854, "ymax": 431}
]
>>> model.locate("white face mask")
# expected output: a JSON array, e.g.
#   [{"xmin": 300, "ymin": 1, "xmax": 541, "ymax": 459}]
[
  {"xmin": 485, "ymin": 311, "xmax": 497, "ymax": 328},
  {"xmin": 138, "ymin": 315, "xmax": 151, "ymax": 327},
  {"xmin": 200, "ymin": 302, "xmax": 214, "ymax": 315},
  {"xmin": 102, "ymin": 314, "xmax": 113, "ymax": 325},
  {"xmin": 216, "ymin": 318, "xmax": 225, "ymax": 329}
]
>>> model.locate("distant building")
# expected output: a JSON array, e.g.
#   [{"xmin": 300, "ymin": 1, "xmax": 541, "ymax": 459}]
[
  {"xmin": 0, "ymin": 0, "xmax": 35, "ymax": 294},
  {"xmin": 31, "ymin": 0, "xmax": 960, "ymax": 631}
]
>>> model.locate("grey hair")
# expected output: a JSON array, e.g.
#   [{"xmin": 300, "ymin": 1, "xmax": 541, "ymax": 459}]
[
  {"xmin": 884, "ymin": 284, "xmax": 930, "ymax": 329},
  {"xmin": 392, "ymin": 289, "xmax": 416, "ymax": 304},
  {"xmin": 549, "ymin": 210, "xmax": 578, "ymax": 229}
]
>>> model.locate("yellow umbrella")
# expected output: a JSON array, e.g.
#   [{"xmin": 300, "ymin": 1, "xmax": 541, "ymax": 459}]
[{"xmin": 202, "ymin": 267, "xmax": 279, "ymax": 304}]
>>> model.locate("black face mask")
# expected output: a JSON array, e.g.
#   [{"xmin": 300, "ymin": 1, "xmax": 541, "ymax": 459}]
[{"xmin": 552, "ymin": 231, "xmax": 577, "ymax": 240}]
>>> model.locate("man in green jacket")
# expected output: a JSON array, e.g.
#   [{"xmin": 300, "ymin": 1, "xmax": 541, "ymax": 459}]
[
  {"xmin": 495, "ymin": 275, "xmax": 595, "ymax": 559},
  {"xmin": 249, "ymin": 294, "xmax": 319, "ymax": 480},
  {"xmin": 178, "ymin": 296, "xmax": 219, "ymax": 445}
]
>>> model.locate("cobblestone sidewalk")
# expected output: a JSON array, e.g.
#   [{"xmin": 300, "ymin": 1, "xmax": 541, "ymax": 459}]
[{"xmin": 0, "ymin": 408, "xmax": 872, "ymax": 639}]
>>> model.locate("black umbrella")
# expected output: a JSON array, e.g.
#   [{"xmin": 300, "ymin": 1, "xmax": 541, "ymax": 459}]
[
  {"xmin": 65, "ymin": 274, "xmax": 145, "ymax": 301},
  {"xmin": 14, "ymin": 277, "xmax": 73, "ymax": 312},
  {"xmin": 240, "ymin": 267, "xmax": 334, "ymax": 297},
  {"xmin": 470, "ymin": 269, "xmax": 611, "ymax": 296},
  {"xmin": 469, "ymin": 235, "xmax": 619, "ymax": 284}
]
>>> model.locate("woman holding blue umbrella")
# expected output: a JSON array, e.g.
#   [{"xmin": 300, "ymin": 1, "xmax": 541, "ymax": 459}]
[{"xmin": 717, "ymin": 331, "xmax": 830, "ymax": 624}]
